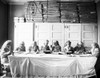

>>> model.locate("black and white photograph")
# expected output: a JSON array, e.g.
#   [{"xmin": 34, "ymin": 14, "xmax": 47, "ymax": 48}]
[{"xmin": 0, "ymin": 0, "xmax": 100, "ymax": 78}]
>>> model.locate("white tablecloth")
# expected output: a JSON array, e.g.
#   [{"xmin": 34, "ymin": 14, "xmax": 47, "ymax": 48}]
[{"xmin": 8, "ymin": 54, "xmax": 97, "ymax": 78}]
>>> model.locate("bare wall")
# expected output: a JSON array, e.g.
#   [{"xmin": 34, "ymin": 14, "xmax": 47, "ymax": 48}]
[
  {"xmin": 0, "ymin": 1, "xmax": 9, "ymax": 48},
  {"xmin": 97, "ymin": 1, "xmax": 100, "ymax": 46},
  {"xmin": 8, "ymin": 4, "xmax": 25, "ymax": 46}
]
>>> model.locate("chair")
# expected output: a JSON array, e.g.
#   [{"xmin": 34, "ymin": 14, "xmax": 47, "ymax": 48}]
[{"xmin": 0, "ymin": 55, "xmax": 12, "ymax": 78}]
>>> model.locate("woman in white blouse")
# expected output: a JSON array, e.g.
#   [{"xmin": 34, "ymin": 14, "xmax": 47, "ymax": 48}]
[
  {"xmin": 90, "ymin": 42, "xmax": 100, "ymax": 57},
  {"xmin": 64, "ymin": 40, "xmax": 74, "ymax": 54},
  {"xmin": 15, "ymin": 41, "xmax": 26, "ymax": 52},
  {"xmin": 28, "ymin": 41, "xmax": 39, "ymax": 53},
  {"xmin": 0, "ymin": 40, "xmax": 12, "ymax": 63}
]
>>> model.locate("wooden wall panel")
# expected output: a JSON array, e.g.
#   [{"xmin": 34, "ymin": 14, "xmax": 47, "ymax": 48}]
[
  {"xmin": 78, "ymin": 2, "xmax": 97, "ymax": 23},
  {"xmin": 24, "ymin": 1, "xmax": 97, "ymax": 23}
]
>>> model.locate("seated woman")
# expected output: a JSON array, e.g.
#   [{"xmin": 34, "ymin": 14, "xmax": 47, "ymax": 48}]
[
  {"xmin": 90, "ymin": 42, "xmax": 100, "ymax": 57},
  {"xmin": 15, "ymin": 41, "xmax": 26, "ymax": 52},
  {"xmin": 42, "ymin": 40, "xmax": 51, "ymax": 54},
  {"xmin": 74, "ymin": 41, "xmax": 86, "ymax": 54},
  {"xmin": 44, "ymin": 40, "xmax": 50, "ymax": 50},
  {"xmin": 52, "ymin": 41, "xmax": 61, "ymax": 52},
  {"xmin": 28, "ymin": 41, "xmax": 39, "ymax": 53},
  {"xmin": 64, "ymin": 40, "xmax": 74, "ymax": 54},
  {"xmin": 0, "ymin": 40, "xmax": 12, "ymax": 63}
]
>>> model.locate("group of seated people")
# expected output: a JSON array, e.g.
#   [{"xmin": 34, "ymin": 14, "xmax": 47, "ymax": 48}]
[
  {"xmin": 15, "ymin": 40, "xmax": 62, "ymax": 53},
  {"xmin": 15, "ymin": 40, "xmax": 100, "ymax": 57},
  {"xmin": 0, "ymin": 40, "xmax": 100, "ymax": 63},
  {"xmin": 14, "ymin": 40, "xmax": 61, "ymax": 53}
]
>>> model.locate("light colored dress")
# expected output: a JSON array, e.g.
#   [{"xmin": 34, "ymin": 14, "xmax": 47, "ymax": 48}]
[
  {"xmin": 0, "ymin": 40, "xmax": 12, "ymax": 63},
  {"xmin": 64, "ymin": 46, "xmax": 74, "ymax": 54},
  {"xmin": 29, "ymin": 45, "xmax": 39, "ymax": 52},
  {"xmin": 16, "ymin": 45, "xmax": 26, "ymax": 52},
  {"xmin": 91, "ymin": 48, "xmax": 99, "ymax": 57},
  {"xmin": 52, "ymin": 45, "xmax": 61, "ymax": 52}
]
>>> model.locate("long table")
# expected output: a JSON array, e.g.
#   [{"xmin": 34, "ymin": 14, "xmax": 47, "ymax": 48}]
[{"xmin": 8, "ymin": 53, "xmax": 97, "ymax": 78}]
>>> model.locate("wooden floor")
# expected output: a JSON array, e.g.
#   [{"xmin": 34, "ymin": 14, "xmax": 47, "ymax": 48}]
[
  {"xmin": 0, "ymin": 76, "xmax": 97, "ymax": 78},
  {"xmin": 0, "ymin": 71, "xmax": 98, "ymax": 78}
]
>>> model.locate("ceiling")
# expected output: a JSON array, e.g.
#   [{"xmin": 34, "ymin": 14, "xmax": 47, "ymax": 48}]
[{"xmin": 3, "ymin": 0, "xmax": 100, "ymax": 4}]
